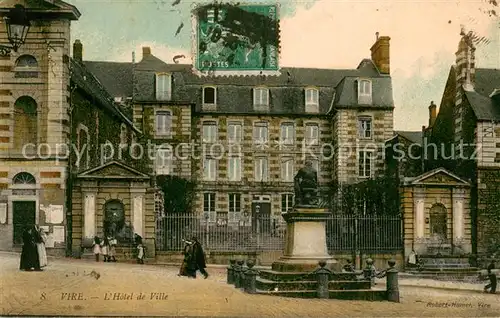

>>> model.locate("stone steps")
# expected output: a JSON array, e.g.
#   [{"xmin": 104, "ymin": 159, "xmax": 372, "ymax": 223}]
[
  {"xmin": 256, "ymin": 289, "xmax": 387, "ymax": 301},
  {"xmin": 256, "ymin": 277, "xmax": 371, "ymax": 292},
  {"xmin": 416, "ymin": 267, "xmax": 479, "ymax": 273}
]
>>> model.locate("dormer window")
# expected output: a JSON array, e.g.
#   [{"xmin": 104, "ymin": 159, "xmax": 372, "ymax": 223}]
[
  {"xmin": 357, "ymin": 79, "xmax": 372, "ymax": 105},
  {"xmin": 253, "ymin": 87, "xmax": 269, "ymax": 110},
  {"xmin": 203, "ymin": 86, "xmax": 217, "ymax": 109},
  {"xmin": 305, "ymin": 88, "xmax": 319, "ymax": 113},
  {"xmin": 156, "ymin": 73, "xmax": 172, "ymax": 101}
]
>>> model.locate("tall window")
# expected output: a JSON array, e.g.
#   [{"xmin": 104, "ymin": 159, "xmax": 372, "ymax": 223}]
[
  {"xmin": 204, "ymin": 158, "xmax": 216, "ymax": 181},
  {"xmin": 280, "ymin": 122, "xmax": 295, "ymax": 145},
  {"xmin": 254, "ymin": 157, "xmax": 268, "ymax": 182},
  {"xmin": 358, "ymin": 151, "xmax": 372, "ymax": 178},
  {"xmin": 358, "ymin": 117, "xmax": 372, "ymax": 139},
  {"xmin": 156, "ymin": 73, "xmax": 172, "ymax": 101},
  {"xmin": 155, "ymin": 111, "xmax": 172, "ymax": 136},
  {"xmin": 228, "ymin": 156, "xmax": 241, "ymax": 181},
  {"xmin": 156, "ymin": 148, "xmax": 172, "ymax": 175},
  {"xmin": 253, "ymin": 121, "xmax": 268, "ymax": 144},
  {"xmin": 14, "ymin": 55, "xmax": 38, "ymax": 78},
  {"xmin": 13, "ymin": 96, "xmax": 37, "ymax": 149},
  {"xmin": 281, "ymin": 158, "xmax": 294, "ymax": 182},
  {"xmin": 203, "ymin": 86, "xmax": 216, "ymax": 105},
  {"xmin": 305, "ymin": 123, "xmax": 319, "ymax": 145},
  {"xmin": 253, "ymin": 87, "xmax": 269, "ymax": 107},
  {"xmin": 305, "ymin": 88, "xmax": 319, "ymax": 112},
  {"xmin": 228, "ymin": 193, "xmax": 242, "ymax": 222},
  {"xmin": 227, "ymin": 121, "xmax": 242, "ymax": 144},
  {"xmin": 203, "ymin": 193, "xmax": 216, "ymax": 222},
  {"xmin": 358, "ymin": 79, "xmax": 372, "ymax": 105},
  {"xmin": 202, "ymin": 121, "xmax": 217, "ymax": 143},
  {"xmin": 281, "ymin": 194, "xmax": 294, "ymax": 213}
]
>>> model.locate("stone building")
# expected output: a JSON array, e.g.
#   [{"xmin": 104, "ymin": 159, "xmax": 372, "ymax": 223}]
[
  {"xmin": 425, "ymin": 29, "xmax": 500, "ymax": 258},
  {"xmin": 0, "ymin": 0, "xmax": 154, "ymax": 258},
  {"xmin": 87, "ymin": 35, "xmax": 395, "ymax": 229}
]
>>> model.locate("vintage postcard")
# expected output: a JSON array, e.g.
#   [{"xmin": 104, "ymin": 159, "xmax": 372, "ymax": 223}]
[{"xmin": 0, "ymin": 0, "xmax": 499, "ymax": 317}]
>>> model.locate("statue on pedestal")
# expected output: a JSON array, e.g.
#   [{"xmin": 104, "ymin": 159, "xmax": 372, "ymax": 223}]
[{"xmin": 294, "ymin": 161, "xmax": 319, "ymax": 207}]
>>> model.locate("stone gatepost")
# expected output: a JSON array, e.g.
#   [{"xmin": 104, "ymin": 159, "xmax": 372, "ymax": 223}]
[
  {"xmin": 386, "ymin": 260, "xmax": 400, "ymax": 302},
  {"xmin": 316, "ymin": 260, "xmax": 331, "ymax": 299},
  {"xmin": 234, "ymin": 260, "xmax": 244, "ymax": 288},
  {"xmin": 227, "ymin": 259, "xmax": 236, "ymax": 284},
  {"xmin": 244, "ymin": 259, "xmax": 258, "ymax": 294}
]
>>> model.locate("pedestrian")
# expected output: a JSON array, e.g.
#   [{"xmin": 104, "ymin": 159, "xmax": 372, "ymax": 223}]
[
  {"xmin": 35, "ymin": 226, "xmax": 48, "ymax": 268},
  {"xmin": 342, "ymin": 259, "xmax": 355, "ymax": 272},
  {"xmin": 135, "ymin": 234, "xmax": 145, "ymax": 264},
  {"xmin": 191, "ymin": 236, "xmax": 209, "ymax": 279},
  {"xmin": 178, "ymin": 239, "xmax": 196, "ymax": 278},
  {"xmin": 484, "ymin": 259, "xmax": 497, "ymax": 294},
  {"xmin": 19, "ymin": 225, "xmax": 42, "ymax": 271},
  {"xmin": 101, "ymin": 236, "xmax": 110, "ymax": 262},
  {"xmin": 92, "ymin": 236, "xmax": 101, "ymax": 262},
  {"xmin": 108, "ymin": 235, "xmax": 117, "ymax": 262}
]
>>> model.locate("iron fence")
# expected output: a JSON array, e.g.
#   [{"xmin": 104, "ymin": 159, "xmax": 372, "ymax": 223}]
[{"xmin": 156, "ymin": 214, "xmax": 402, "ymax": 253}]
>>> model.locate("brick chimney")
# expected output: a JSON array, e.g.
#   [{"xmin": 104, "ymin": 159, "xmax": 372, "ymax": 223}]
[
  {"xmin": 73, "ymin": 40, "xmax": 83, "ymax": 62},
  {"xmin": 370, "ymin": 32, "xmax": 391, "ymax": 74},
  {"xmin": 142, "ymin": 47, "xmax": 151, "ymax": 58},
  {"xmin": 428, "ymin": 101, "xmax": 437, "ymax": 127},
  {"xmin": 455, "ymin": 27, "xmax": 476, "ymax": 92}
]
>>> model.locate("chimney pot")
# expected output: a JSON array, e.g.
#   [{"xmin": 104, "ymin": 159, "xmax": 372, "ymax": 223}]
[
  {"xmin": 376, "ymin": 32, "xmax": 379, "ymax": 40},
  {"xmin": 370, "ymin": 35, "xmax": 390, "ymax": 74},
  {"xmin": 142, "ymin": 47, "xmax": 151, "ymax": 57},
  {"xmin": 73, "ymin": 39, "xmax": 83, "ymax": 62},
  {"xmin": 428, "ymin": 101, "xmax": 437, "ymax": 127}
]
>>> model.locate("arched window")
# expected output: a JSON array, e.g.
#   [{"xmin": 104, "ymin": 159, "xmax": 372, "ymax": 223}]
[
  {"xmin": 14, "ymin": 55, "xmax": 39, "ymax": 78},
  {"xmin": 12, "ymin": 172, "xmax": 36, "ymax": 185},
  {"xmin": 14, "ymin": 96, "xmax": 37, "ymax": 149}
]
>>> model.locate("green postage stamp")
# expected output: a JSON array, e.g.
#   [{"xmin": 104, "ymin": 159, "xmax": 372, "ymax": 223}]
[{"xmin": 192, "ymin": 2, "xmax": 280, "ymax": 76}]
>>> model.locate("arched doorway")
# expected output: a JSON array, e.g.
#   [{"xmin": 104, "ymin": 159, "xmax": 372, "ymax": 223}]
[
  {"xmin": 12, "ymin": 172, "xmax": 36, "ymax": 244},
  {"xmin": 429, "ymin": 204, "xmax": 447, "ymax": 241},
  {"xmin": 103, "ymin": 200, "xmax": 125, "ymax": 238}
]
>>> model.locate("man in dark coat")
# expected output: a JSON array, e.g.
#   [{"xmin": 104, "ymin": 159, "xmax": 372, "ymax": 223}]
[
  {"xmin": 19, "ymin": 225, "xmax": 41, "ymax": 271},
  {"xmin": 191, "ymin": 236, "xmax": 209, "ymax": 279},
  {"xmin": 484, "ymin": 259, "xmax": 497, "ymax": 294}
]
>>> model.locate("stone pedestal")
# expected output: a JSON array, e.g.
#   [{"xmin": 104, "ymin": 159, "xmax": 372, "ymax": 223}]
[{"xmin": 271, "ymin": 207, "xmax": 338, "ymax": 272}]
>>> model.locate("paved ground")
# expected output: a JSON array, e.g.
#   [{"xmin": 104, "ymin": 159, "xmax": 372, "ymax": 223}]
[{"xmin": 1, "ymin": 253, "xmax": 498, "ymax": 317}]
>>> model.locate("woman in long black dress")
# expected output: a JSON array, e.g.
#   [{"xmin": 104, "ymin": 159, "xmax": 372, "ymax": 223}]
[{"xmin": 19, "ymin": 225, "xmax": 42, "ymax": 271}]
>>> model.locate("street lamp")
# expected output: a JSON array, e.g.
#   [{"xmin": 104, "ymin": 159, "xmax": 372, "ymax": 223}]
[{"xmin": 1, "ymin": 5, "xmax": 31, "ymax": 56}]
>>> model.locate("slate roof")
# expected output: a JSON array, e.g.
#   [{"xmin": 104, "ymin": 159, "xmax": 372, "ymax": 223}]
[
  {"xmin": 461, "ymin": 68, "xmax": 500, "ymax": 121},
  {"xmin": 70, "ymin": 59, "xmax": 139, "ymax": 132},
  {"xmin": 394, "ymin": 131, "xmax": 423, "ymax": 144},
  {"xmin": 85, "ymin": 52, "xmax": 395, "ymax": 115}
]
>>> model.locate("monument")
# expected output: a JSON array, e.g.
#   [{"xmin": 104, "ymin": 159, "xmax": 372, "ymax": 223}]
[{"xmin": 271, "ymin": 161, "xmax": 338, "ymax": 272}]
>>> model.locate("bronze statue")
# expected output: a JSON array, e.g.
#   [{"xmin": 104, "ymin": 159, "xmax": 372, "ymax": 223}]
[{"xmin": 294, "ymin": 160, "xmax": 319, "ymax": 207}]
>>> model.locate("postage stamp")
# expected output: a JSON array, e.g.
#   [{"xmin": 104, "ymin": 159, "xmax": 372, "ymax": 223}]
[{"xmin": 191, "ymin": 2, "xmax": 280, "ymax": 76}]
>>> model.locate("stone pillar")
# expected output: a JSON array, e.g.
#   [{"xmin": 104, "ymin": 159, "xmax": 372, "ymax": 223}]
[
  {"xmin": 83, "ymin": 193, "xmax": 96, "ymax": 241},
  {"xmin": 244, "ymin": 259, "xmax": 258, "ymax": 294},
  {"xmin": 316, "ymin": 260, "xmax": 331, "ymax": 299},
  {"xmin": 386, "ymin": 260, "xmax": 400, "ymax": 302},
  {"xmin": 234, "ymin": 260, "xmax": 243, "ymax": 288},
  {"xmin": 227, "ymin": 259, "xmax": 236, "ymax": 285},
  {"xmin": 413, "ymin": 187, "xmax": 426, "ymax": 254},
  {"xmin": 132, "ymin": 194, "xmax": 144, "ymax": 237},
  {"xmin": 452, "ymin": 188, "xmax": 465, "ymax": 243}
]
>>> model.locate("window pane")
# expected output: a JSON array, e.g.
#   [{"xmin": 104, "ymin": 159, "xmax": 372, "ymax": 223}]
[
  {"xmin": 156, "ymin": 111, "xmax": 171, "ymax": 135},
  {"xmin": 156, "ymin": 74, "xmax": 171, "ymax": 100},
  {"xmin": 203, "ymin": 121, "xmax": 217, "ymax": 142},
  {"xmin": 228, "ymin": 122, "xmax": 242, "ymax": 143},
  {"xmin": 204, "ymin": 87, "xmax": 216, "ymax": 104}
]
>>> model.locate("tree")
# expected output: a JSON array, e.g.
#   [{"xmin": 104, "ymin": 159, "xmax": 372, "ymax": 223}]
[{"xmin": 156, "ymin": 175, "xmax": 197, "ymax": 214}]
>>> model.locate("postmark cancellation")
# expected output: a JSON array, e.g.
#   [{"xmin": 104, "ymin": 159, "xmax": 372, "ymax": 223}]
[{"xmin": 191, "ymin": 2, "xmax": 280, "ymax": 77}]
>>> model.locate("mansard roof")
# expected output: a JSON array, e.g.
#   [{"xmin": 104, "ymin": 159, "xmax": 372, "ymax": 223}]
[
  {"xmin": 464, "ymin": 90, "xmax": 500, "ymax": 121},
  {"xmin": 85, "ymin": 52, "xmax": 394, "ymax": 115}
]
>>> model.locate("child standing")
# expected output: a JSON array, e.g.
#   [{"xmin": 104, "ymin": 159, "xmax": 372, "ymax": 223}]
[
  {"xmin": 101, "ymin": 236, "xmax": 110, "ymax": 262},
  {"xmin": 92, "ymin": 236, "xmax": 101, "ymax": 262}
]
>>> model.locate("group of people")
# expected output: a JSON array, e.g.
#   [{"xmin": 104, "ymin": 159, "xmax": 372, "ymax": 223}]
[
  {"xmin": 19, "ymin": 225, "xmax": 47, "ymax": 271},
  {"xmin": 178, "ymin": 236, "xmax": 209, "ymax": 279},
  {"xmin": 92, "ymin": 234, "xmax": 117, "ymax": 262}
]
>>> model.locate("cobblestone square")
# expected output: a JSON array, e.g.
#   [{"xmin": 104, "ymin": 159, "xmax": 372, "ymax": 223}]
[{"xmin": 1, "ymin": 253, "xmax": 498, "ymax": 317}]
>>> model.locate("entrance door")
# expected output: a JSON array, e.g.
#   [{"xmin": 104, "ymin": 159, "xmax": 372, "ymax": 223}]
[
  {"xmin": 12, "ymin": 201, "xmax": 36, "ymax": 245},
  {"xmin": 251, "ymin": 195, "xmax": 271, "ymax": 233}
]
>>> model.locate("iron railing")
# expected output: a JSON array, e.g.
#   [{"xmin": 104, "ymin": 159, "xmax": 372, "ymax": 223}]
[{"xmin": 156, "ymin": 214, "xmax": 403, "ymax": 253}]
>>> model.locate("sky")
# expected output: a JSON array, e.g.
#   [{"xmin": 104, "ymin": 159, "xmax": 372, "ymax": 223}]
[{"xmin": 66, "ymin": 0, "xmax": 500, "ymax": 131}]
